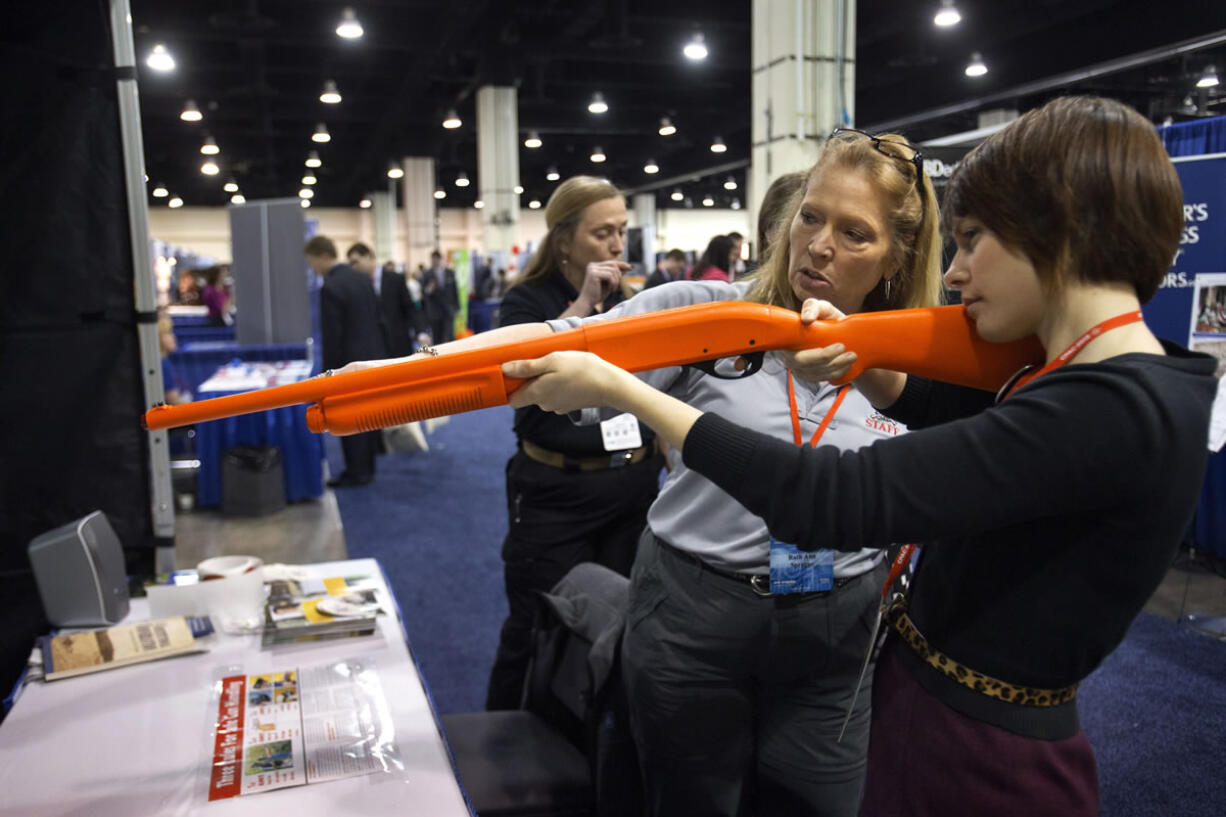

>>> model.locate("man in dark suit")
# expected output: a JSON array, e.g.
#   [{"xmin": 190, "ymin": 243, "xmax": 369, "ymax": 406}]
[
  {"xmin": 346, "ymin": 243, "xmax": 427, "ymax": 358},
  {"xmin": 644, "ymin": 248, "xmax": 688, "ymax": 289},
  {"xmin": 422, "ymin": 250, "xmax": 460, "ymax": 343},
  {"xmin": 304, "ymin": 235, "xmax": 388, "ymax": 487}
]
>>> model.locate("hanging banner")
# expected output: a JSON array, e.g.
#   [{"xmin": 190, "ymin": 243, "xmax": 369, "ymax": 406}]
[{"xmin": 1143, "ymin": 154, "xmax": 1226, "ymax": 343}]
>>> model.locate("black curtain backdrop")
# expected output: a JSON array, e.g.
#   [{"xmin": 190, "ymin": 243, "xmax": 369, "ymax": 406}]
[{"xmin": 0, "ymin": 1, "xmax": 155, "ymax": 700}]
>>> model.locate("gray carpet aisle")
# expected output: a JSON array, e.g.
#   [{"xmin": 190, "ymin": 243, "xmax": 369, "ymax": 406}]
[{"xmin": 328, "ymin": 409, "xmax": 1226, "ymax": 815}]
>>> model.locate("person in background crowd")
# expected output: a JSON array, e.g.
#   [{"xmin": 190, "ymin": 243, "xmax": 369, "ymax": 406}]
[
  {"xmin": 491, "ymin": 268, "xmax": 510, "ymax": 299},
  {"xmin": 176, "ymin": 269, "xmax": 202, "ymax": 305},
  {"xmin": 423, "ymin": 250, "xmax": 460, "ymax": 343},
  {"xmin": 347, "ymin": 242, "xmax": 428, "ymax": 357},
  {"xmin": 501, "ymin": 96, "xmax": 1210, "ymax": 817},
  {"xmin": 756, "ymin": 171, "xmax": 808, "ymax": 263},
  {"xmin": 727, "ymin": 231, "xmax": 746, "ymax": 278},
  {"xmin": 645, "ymin": 248, "xmax": 689, "ymax": 289},
  {"xmin": 201, "ymin": 265, "xmax": 230, "ymax": 326},
  {"xmin": 689, "ymin": 233, "xmax": 737, "ymax": 283},
  {"xmin": 157, "ymin": 309, "xmax": 190, "ymax": 405},
  {"xmin": 304, "ymin": 235, "xmax": 389, "ymax": 487}
]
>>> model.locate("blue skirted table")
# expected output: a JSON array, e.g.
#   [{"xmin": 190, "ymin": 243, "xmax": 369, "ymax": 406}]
[
  {"xmin": 1195, "ymin": 449, "xmax": 1226, "ymax": 560},
  {"xmin": 194, "ymin": 361, "xmax": 324, "ymax": 507}
]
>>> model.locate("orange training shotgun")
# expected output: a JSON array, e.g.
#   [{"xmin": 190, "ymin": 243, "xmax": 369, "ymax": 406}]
[{"xmin": 143, "ymin": 302, "xmax": 1043, "ymax": 435}]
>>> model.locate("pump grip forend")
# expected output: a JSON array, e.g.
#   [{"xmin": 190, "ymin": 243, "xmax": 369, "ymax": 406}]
[{"xmin": 142, "ymin": 302, "xmax": 1044, "ymax": 436}]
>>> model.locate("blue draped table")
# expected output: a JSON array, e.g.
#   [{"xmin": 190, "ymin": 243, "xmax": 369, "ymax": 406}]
[
  {"xmin": 194, "ymin": 361, "xmax": 324, "ymax": 507},
  {"xmin": 1196, "ymin": 449, "xmax": 1226, "ymax": 559}
]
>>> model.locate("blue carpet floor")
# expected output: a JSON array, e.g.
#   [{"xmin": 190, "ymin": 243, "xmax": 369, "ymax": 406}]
[{"xmin": 329, "ymin": 410, "xmax": 1226, "ymax": 814}]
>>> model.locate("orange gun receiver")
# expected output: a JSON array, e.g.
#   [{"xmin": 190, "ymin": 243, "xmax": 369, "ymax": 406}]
[{"xmin": 143, "ymin": 302, "xmax": 1044, "ymax": 435}]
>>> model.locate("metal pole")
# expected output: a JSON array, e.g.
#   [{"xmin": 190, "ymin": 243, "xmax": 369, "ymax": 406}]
[{"xmin": 109, "ymin": 0, "xmax": 176, "ymax": 572}]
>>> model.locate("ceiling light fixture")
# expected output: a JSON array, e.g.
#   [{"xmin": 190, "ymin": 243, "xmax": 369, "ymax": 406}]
[
  {"xmin": 524, "ymin": 131, "xmax": 542, "ymax": 148},
  {"xmin": 731, "ymin": 198, "xmax": 742, "ymax": 210},
  {"xmin": 659, "ymin": 117, "xmax": 677, "ymax": 136},
  {"xmin": 152, "ymin": 185, "xmax": 168, "ymax": 198},
  {"xmin": 230, "ymin": 194, "xmax": 245, "ymax": 204},
  {"xmin": 179, "ymin": 99, "xmax": 202, "ymax": 122},
  {"xmin": 387, "ymin": 164, "xmax": 404, "ymax": 179},
  {"xmin": 305, "ymin": 151, "xmax": 322, "ymax": 168},
  {"xmin": 709, "ymin": 136, "xmax": 727, "ymax": 153},
  {"xmin": 545, "ymin": 166, "xmax": 560, "ymax": 181},
  {"xmin": 168, "ymin": 196, "xmax": 183, "ymax": 208},
  {"xmin": 724, "ymin": 176, "xmax": 737, "ymax": 190},
  {"xmin": 302, "ymin": 174, "xmax": 317, "ymax": 185},
  {"xmin": 442, "ymin": 109, "xmax": 462, "ymax": 129},
  {"xmin": 934, "ymin": 0, "xmax": 962, "ymax": 27},
  {"xmin": 312, "ymin": 123, "xmax": 331, "ymax": 143},
  {"xmin": 702, "ymin": 195, "xmax": 715, "ymax": 207},
  {"xmin": 643, "ymin": 159, "xmax": 660, "ymax": 174},
  {"xmin": 146, "ymin": 44, "xmax": 175, "ymax": 72},
  {"xmin": 200, "ymin": 160, "xmax": 219, "ymax": 176},
  {"xmin": 670, "ymin": 188, "xmax": 684, "ymax": 202},
  {"xmin": 319, "ymin": 79, "xmax": 342, "ymax": 104},
  {"xmin": 1197, "ymin": 65, "xmax": 1220, "ymax": 88},
  {"xmin": 528, "ymin": 200, "xmax": 542, "ymax": 210},
  {"xmin": 359, "ymin": 198, "xmax": 372, "ymax": 209},
  {"xmin": 335, "ymin": 7, "xmax": 364, "ymax": 39},
  {"xmin": 683, "ymin": 32, "xmax": 708, "ymax": 61},
  {"xmin": 223, "ymin": 179, "xmax": 239, "ymax": 193},
  {"xmin": 299, "ymin": 188, "xmax": 314, "ymax": 199},
  {"xmin": 965, "ymin": 52, "xmax": 988, "ymax": 78},
  {"xmin": 301, "ymin": 199, "xmax": 311, "ymax": 208},
  {"xmin": 200, "ymin": 135, "xmax": 219, "ymax": 155},
  {"xmin": 590, "ymin": 146, "xmax": 606, "ymax": 163},
  {"xmin": 455, "ymin": 172, "xmax": 470, "ymax": 187},
  {"xmin": 513, "ymin": 184, "xmax": 524, "ymax": 194},
  {"xmin": 588, "ymin": 92, "xmax": 608, "ymax": 114},
  {"xmin": 433, "ymin": 189, "xmax": 447, "ymax": 200},
  {"xmin": 474, "ymin": 200, "xmax": 485, "ymax": 209}
]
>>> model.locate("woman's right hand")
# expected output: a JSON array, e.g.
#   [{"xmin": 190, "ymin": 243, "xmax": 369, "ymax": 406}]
[
  {"xmin": 782, "ymin": 299, "xmax": 858, "ymax": 383},
  {"xmin": 576, "ymin": 260, "xmax": 632, "ymax": 313}
]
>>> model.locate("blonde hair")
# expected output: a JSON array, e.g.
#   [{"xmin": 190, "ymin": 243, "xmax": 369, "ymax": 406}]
[
  {"xmin": 516, "ymin": 176, "xmax": 623, "ymax": 285},
  {"xmin": 745, "ymin": 132, "xmax": 943, "ymax": 312}
]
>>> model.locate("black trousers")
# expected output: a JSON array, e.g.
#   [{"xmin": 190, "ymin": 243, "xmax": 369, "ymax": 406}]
[
  {"xmin": 485, "ymin": 449, "xmax": 661, "ymax": 710},
  {"xmin": 339, "ymin": 429, "xmax": 380, "ymax": 480}
]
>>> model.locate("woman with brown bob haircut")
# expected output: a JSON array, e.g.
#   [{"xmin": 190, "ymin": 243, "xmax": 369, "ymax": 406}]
[{"xmin": 499, "ymin": 96, "xmax": 1216, "ymax": 815}]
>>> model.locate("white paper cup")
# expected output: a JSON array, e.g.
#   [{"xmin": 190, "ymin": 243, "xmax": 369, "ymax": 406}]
[{"xmin": 197, "ymin": 556, "xmax": 265, "ymax": 633}]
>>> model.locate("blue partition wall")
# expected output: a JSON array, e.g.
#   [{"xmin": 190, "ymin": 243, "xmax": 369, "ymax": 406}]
[{"xmin": 1160, "ymin": 114, "xmax": 1226, "ymax": 158}]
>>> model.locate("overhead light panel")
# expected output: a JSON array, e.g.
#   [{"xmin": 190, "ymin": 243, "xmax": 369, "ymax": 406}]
[
  {"xmin": 588, "ymin": 92, "xmax": 608, "ymax": 114},
  {"xmin": 1197, "ymin": 65, "xmax": 1219, "ymax": 88},
  {"xmin": 546, "ymin": 166, "xmax": 560, "ymax": 181},
  {"xmin": 659, "ymin": 117, "xmax": 677, "ymax": 136},
  {"xmin": 934, "ymin": 0, "xmax": 962, "ymax": 27},
  {"xmin": 965, "ymin": 52, "xmax": 988, "ymax": 78},
  {"xmin": 230, "ymin": 194, "xmax": 246, "ymax": 204},
  {"xmin": 179, "ymin": 99, "xmax": 202, "ymax": 122},
  {"xmin": 168, "ymin": 196, "xmax": 184, "ymax": 208},
  {"xmin": 524, "ymin": 131, "xmax": 542, "ymax": 148},
  {"xmin": 305, "ymin": 151, "xmax": 322, "ymax": 168},
  {"xmin": 442, "ymin": 109, "xmax": 462, "ymax": 129},
  {"xmin": 200, "ymin": 135, "xmax": 219, "ymax": 155},
  {"xmin": 724, "ymin": 176, "xmax": 737, "ymax": 190},
  {"xmin": 336, "ymin": 7, "xmax": 364, "ymax": 39},
  {"xmin": 731, "ymin": 198, "xmax": 742, "ymax": 210},
  {"xmin": 200, "ymin": 160, "xmax": 219, "ymax": 176},
  {"xmin": 702, "ymin": 195, "xmax": 715, "ymax": 207},
  {"xmin": 590, "ymin": 146, "xmax": 606, "ymax": 163},
  {"xmin": 683, "ymin": 33, "xmax": 708, "ymax": 61},
  {"xmin": 223, "ymin": 179, "xmax": 239, "ymax": 193},
  {"xmin": 474, "ymin": 200, "xmax": 485, "ymax": 209},
  {"xmin": 146, "ymin": 44, "xmax": 175, "ymax": 72},
  {"xmin": 152, "ymin": 184, "xmax": 169, "ymax": 198},
  {"xmin": 299, "ymin": 188, "xmax": 314, "ymax": 199},
  {"xmin": 359, "ymin": 198, "xmax": 372, "ymax": 209},
  {"xmin": 433, "ymin": 189, "xmax": 447, "ymax": 200},
  {"xmin": 643, "ymin": 160, "xmax": 659, "ymax": 174},
  {"xmin": 301, "ymin": 199, "xmax": 311, "ymax": 208},
  {"xmin": 387, "ymin": 164, "xmax": 404, "ymax": 179},
  {"xmin": 513, "ymin": 184, "xmax": 525, "ymax": 194},
  {"xmin": 302, "ymin": 174, "xmax": 317, "ymax": 185},
  {"xmin": 319, "ymin": 79, "xmax": 342, "ymax": 104},
  {"xmin": 670, "ymin": 188, "xmax": 684, "ymax": 202},
  {"xmin": 455, "ymin": 172, "xmax": 470, "ymax": 187},
  {"xmin": 528, "ymin": 200, "xmax": 542, "ymax": 210},
  {"xmin": 312, "ymin": 123, "xmax": 331, "ymax": 143},
  {"xmin": 710, "ymin": 136, "xmax": 727, "ymax": 153}
]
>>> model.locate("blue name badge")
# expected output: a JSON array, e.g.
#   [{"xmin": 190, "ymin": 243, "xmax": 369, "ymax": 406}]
[{"xmin": 769, "ymin": 537, "xmax": 834, "ymax": 594}]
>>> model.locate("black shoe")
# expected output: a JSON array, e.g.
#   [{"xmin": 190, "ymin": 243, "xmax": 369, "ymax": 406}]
[{"xmin": 327, "ymin": 473, "xmax": 373, "ymax": 488}]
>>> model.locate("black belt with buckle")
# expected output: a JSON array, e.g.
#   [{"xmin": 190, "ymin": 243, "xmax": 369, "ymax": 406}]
[
  {"xmin": 520, "ymin": 439, "xmax": 651, "ymax": 472},
  {"xmin": 657, "ymin": 536, "xmax": 858, "ymax": 598}
]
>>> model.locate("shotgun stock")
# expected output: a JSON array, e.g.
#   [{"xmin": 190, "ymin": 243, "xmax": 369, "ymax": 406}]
[{"xmin": 143, "ymin": 302, "xmax": 1043, "ymax": 435}]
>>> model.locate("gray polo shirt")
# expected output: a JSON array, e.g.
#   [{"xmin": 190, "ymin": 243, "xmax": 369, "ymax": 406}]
[{"xmin": 548, "ymin": 280, "xmax": 894, "ymax": 578}]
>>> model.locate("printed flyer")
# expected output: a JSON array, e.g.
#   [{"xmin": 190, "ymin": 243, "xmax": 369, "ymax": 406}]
[{"xmin": 207, "ymin": 658, "xmax": 399, "ymax": 801}]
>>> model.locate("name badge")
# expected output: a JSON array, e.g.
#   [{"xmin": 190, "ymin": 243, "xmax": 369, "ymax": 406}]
[
  {"xmin": 769, "ymin": 536, "xmax": 834, "ymax": 594},
  {"xmin": 600, "ymin": 412, "xmax": 643, "ymax": 452}
]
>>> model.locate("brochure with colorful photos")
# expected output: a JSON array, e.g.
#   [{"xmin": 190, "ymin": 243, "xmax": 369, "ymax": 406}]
[{"xmin": 207, "ymin": 658, "xmax": 400, "ymax": 801}]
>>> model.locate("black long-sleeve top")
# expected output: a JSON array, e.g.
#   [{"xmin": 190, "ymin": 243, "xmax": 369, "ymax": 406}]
[{"xmin": 683, "ymin": 342, "xmax": 1215, "ymax": 694}]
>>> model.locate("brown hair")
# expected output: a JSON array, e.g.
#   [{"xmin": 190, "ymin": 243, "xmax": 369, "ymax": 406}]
[
  {"xmin": 942, "ymin": 96, "xmax": 1182, "ymax": 303},
  {"xmin": 516, "ymin": 176, "xmax": 623, "ymax": 286},
  {"xmin": 303, "ymin": 235, "xmax": 337, "ymax": 259},
  {"xmin": 347, "ymin": 241, "xmax": 374, "ymax": 259},
  {"xmin": 745, "ymin": 131, "xmax": 943, "ymax": 312},
  {"xmin": 756, "ymin": 171, "xmax": 806, "ymax": 261}
]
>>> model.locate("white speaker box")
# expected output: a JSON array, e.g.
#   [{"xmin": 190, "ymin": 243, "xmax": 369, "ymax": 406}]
[{"xmin": 28, "ymin": 510, "xmax": 130, "ymax": 627}]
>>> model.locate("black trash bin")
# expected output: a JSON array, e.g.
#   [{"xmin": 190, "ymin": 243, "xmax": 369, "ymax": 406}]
[{"xmin": 222, "ymin": 445, "xmax": 286, "ymax": 516}]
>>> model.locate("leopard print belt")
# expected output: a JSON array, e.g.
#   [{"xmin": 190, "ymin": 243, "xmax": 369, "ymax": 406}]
[{"xmin": 885, "ymin": 596, "xmax": 1078, "ymax": 708}]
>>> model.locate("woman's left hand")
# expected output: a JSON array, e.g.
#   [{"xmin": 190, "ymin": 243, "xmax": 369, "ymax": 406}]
[
  {"xmin": 503, "ymin": 352, "xmax": 631, "ymax": 414},
  {"xmin": 781, "ymin": 298, "xmax": 858, "ymax": 383}
]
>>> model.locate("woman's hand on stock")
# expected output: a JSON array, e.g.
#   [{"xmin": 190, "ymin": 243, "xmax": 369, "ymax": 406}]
[
  {"xmin": 503, "ymin": 352, "xmax": 630, "ymax": 414},
  {"xmin": 782, "ymin": 298, "xmax": 858, "ymax": 384}
]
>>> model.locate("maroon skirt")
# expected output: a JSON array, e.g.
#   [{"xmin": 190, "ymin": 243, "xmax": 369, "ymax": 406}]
[{"xmin": 860, "ymin": 640, "xmax": 1099, "ymax": 817}]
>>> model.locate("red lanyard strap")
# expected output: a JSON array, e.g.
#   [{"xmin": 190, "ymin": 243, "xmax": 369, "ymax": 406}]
[
  {"xmin": 787, "ymin": 371, "xmax": 849, "ymax": 448},
  {"xmin": 1004, "ymin": 310, "xmax": 1144, "ymax": 399}
]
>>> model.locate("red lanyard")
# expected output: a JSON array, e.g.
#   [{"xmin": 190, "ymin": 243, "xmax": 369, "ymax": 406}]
[
  {"xmin": 787, "ymin": 371, "xmax": 849, "ymax": 448},
  {"xmin": 1002, "ymin": 310, "xmax": 1144, "ymax": 400}
]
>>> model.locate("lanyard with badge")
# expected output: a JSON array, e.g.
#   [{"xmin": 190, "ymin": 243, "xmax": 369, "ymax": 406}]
[{"xmin": 767, "ymin": 372, "xmax": 850, "ymax": 594}]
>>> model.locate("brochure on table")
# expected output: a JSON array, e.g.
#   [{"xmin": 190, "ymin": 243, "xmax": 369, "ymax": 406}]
[{"xmin": 207, "ymin": 657, "xmax": 401, "ymax": 801}]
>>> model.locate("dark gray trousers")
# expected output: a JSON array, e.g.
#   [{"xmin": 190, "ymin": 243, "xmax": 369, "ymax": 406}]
[{"xmin": 622, "ymin": 531, "xmax": 885, "ymax": 817}]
